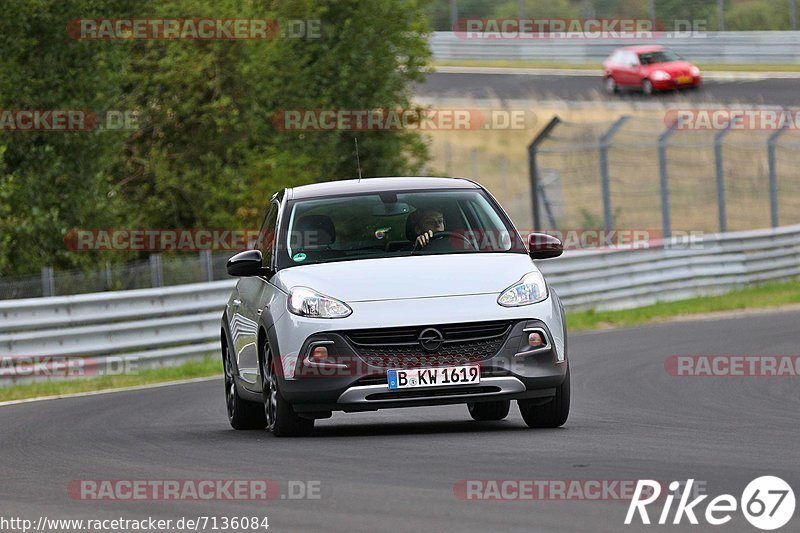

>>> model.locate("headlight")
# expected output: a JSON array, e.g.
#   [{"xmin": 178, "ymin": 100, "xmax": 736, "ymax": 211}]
[
  {"xmin": 288, "ymin": 286, "xmax": 352, "ymax": 318},
  {"xmin": 690, "ymin": 66, "xmax": 701, "ymax": 76},
  {"xmin": 651, "ymin": 70, "xmax": 671, "ymax": 81},
  {"xmin": 497, "ymin": 271, "xmax": 548, "ymax": 307}
]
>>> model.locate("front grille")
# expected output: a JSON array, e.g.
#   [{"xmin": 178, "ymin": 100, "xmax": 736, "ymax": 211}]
[{"xmin": 344, "ymin": 320, "xmax": 512, "ymax": 369}]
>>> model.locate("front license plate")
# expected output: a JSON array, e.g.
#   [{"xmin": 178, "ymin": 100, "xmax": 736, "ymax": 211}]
[
  {"xmin": 676, "ymin": 75, "xmax": 692, "ymax": 84},
  {"xmin": 387, "ymin": 365, "xmax": 480, "ymax": 390}
]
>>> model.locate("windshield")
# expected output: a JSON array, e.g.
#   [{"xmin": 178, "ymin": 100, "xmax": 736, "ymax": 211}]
[
  {"xmin": 278, "ymin": 189, "xmax": 526, "ymax": 268},
  {"xmin": 638, "ymin": 49, "xmax": 680, "ymax": 64}
]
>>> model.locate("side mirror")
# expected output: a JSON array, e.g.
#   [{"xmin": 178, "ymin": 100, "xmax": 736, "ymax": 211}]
[
  {"xmin": 528, "ymin": 233, "xmax": 563, "ymax": 260},
  {"xmin": 227, "ymin": 249, "xmax": 265, "ymax": 277}
]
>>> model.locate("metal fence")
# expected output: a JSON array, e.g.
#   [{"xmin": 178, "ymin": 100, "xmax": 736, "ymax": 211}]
[
  {"xmin": 430, "ymin": 31, "xmax": 800, "ymax": 64},
  {"xmin": 0, "ymin": 251, "xmax": 233, "ymax": 300},
  {"xmin": 427, "ymin": 142, "xmax": 535, "ymax": 231},
  {"xmin": 0, "ymin": 279, "xmax": 236, "ymax": 384},
  {"xmin": 528, "ymin": 115, "xmax": 800, "ymax": 236},
  {"xmin": 2, "ymin": 223, "xmax": 798, "ymax": 384}
]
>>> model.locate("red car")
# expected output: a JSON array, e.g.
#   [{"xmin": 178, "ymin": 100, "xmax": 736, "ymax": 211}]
[{"xmin": 602, "ymin": 45, "xmax": 702, "ymax": 95}]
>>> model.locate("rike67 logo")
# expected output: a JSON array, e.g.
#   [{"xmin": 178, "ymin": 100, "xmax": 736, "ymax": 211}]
[{"xmin": 626, "ymin": 477, "xmax": 795, "ymax": 530}]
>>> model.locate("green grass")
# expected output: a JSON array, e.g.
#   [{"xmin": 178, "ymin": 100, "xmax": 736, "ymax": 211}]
[
  {"xmin": 433, "ymin": 59, "xmax": 800, "ymax": 72},
  {"xmin": 1, "ymin": 280, "xmax": 799, "ymax": 402},
  {"xmin": 0, "ymin": 356, "xmax": 221, "ymax": 403},
  {"xmin": 567, "ymin": 280, "xmax": 800, "ymax": 331}
]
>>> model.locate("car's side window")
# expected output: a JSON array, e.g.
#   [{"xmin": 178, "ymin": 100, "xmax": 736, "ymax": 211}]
[{"xmin": 258, "ymin": 202, "xmax": 279, "ymax": 270}]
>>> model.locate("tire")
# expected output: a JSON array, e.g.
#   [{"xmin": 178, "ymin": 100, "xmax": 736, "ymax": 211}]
[
  {"xmin": 518, "ymin": 366, "xmax": 570, "ymax": 428},
  {"xmin": 468, "ymin": 400, "xmax": 510, "ymax": 421},
  {"xmin": 641, "ymin": 79, "xmax": 654, "ymax": 96},
  {"xmin": 604, "ymin": 76, "xmax": 617, "ymax": 94},
  {"xmin": 223, "ymin": 342, "xmax": 266, "ymax": 430},
  {"xmin": 261, "ymin": 340, "xmax": 314, "ymax": 437}
]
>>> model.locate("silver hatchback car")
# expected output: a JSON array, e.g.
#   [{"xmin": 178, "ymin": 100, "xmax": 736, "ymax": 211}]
[{"xmin": 221, "ymin": 177, "xmax": 569, "ymax": 436}]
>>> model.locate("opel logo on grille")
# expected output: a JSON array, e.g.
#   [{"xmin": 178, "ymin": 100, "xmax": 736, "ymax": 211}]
[{"xmin": 418, "ymin": 328, "xmax": 444, "ymax": 352}]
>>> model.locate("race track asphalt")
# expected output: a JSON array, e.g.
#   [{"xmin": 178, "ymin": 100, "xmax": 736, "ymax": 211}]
[
  {"xmin": 417, "ymin": 72, "xmax": 800, "ymax": 106},
  {"xmin": 1, "ymin": 308, "xmax": 798, "ymax": 532}
]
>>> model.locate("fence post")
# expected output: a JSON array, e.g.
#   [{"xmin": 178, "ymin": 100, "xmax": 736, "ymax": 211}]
[
  {"xmin": 528, "ymin": 116, "xmax": 561, "ymax": 230},
  {"xmin": 202, "ymin": 250, "xmax": 214, "ymax": 282},
  {"xmin": 658, "ymin": 122, "xmax": 677, "ymax": 239},
  {"xmin": 599, "ymin": 116, "xmax": 630, "ymax": 231},
  {"xmin": 767, "ymin": 122, "xmax": 788, "ymax": 228},
  {"xmin": 41, "ymin": 267, "xmax": 55, "ymax": 297},
  {"xmin": 105, "ymin": 261, "xmax": 113, "ymax": 290},
  {"xmin": 713, "ymin": 127, "xmax": 731, "ymax": 233},
  {"xmin": 149, "ymin": 254, "xmax": 163, "ymax": 288}
]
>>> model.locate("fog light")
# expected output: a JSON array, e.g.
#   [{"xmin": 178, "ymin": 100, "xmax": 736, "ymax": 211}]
[
  {"xmin": 528, "ymin": 332, "xmax": 544, "ymax": 347},
  {"xmin": 311, "ymin": 346, "xmax": 329, "ymax": 362}
]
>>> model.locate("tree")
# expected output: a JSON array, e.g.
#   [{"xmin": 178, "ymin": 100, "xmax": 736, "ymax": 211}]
[
  {"xmin": 0, "ymin": 0, "xmax": 135, "ymax": 275},
  {"xmin": 0, "ymin": 0, "xmax": 431, "ymax": 275},
  {"xmin": 114, "ymin": 0, "xmax": 431, "ymax": 231}
]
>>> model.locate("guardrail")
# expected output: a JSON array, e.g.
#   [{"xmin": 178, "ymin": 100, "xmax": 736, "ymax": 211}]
[
  {"xmin": 1, "ymin": 224, "xmax": 799, "ymax": 384},
  {"xmin": 0, "ymin": 280, "xmax": 235, "ymax": 384},
  {"xmin": 430, "ymin": 31, "xmax": 800, "ymax": 64},
  {"xmin": 538, "ymin": 225, "xmax": 800, "ymax": 310}
]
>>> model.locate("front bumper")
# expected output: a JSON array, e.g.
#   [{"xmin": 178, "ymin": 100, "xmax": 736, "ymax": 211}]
[
  {"xmin": 271, "ymin": 292, "xmax": 568, "ymax": 413},
  {"xmin": 652, "ymin": 76, "xmax": 701, "ymax": 90}
]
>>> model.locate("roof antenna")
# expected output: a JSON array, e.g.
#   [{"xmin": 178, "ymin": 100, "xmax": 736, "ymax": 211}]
[{"xmin": 354, "ymin": 137, "xmax": 362, "ymax": 181}]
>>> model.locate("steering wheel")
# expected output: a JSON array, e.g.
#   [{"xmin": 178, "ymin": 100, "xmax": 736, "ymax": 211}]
[{"xmin": 411, "ymin": 231, "xmax": 477, "ymax": 254}]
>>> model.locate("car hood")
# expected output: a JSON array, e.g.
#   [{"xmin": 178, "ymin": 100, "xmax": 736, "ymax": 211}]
[
  {"xmin": 274, "ymin": 253, "xmax": 538, "ymax": 302},
  {"xmin": 642, "ymin": 60, "xmax": 694, "ymax": 74}
]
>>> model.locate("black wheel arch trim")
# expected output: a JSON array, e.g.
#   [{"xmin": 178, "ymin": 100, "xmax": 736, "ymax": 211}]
[
  {"xmin": 239, "ymin": 315, "xmax": 284, "ymax": 399},
  {"xmin": 221, "ymin": 311, "xmax": 261, "ymax": 402}
]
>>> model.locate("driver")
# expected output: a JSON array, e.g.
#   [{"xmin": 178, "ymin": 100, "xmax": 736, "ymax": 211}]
[{"xmin": 411, "ymin": 208, "xmax": 445, "ymax": 248}]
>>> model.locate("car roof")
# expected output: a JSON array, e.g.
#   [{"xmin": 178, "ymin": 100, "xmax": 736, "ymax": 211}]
[
  {"xmin": 617, "ymin": 45, "xmax": 665, "ymax": 53},
  {"xmin": 286, "ymin": 176, "xmax": 480, "ymax": 200}
]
